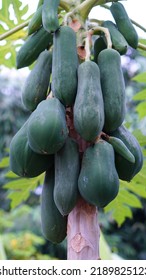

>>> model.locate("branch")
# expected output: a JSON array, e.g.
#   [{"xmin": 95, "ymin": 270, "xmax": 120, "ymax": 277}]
[
  {"xmin": 0, "ymin": 20, "xmax": 29, "ymax": 41},
  {"xmin": 138, "ymin": 42, "xmax": 146, "ymax": 51},
  {"xmin": 78, "ymin": 0, "xmax": 124, "ymax": 20},
  {"xmin": 59, "ymin": 0, "xmax": 70, "ymax": 11}
]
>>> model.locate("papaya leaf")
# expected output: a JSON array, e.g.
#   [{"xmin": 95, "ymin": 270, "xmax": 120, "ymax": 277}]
[
  {"xmin": 0, "ymin": 157, "xmax": 9, "ymax": 168},
  {"xmin": 0, "ymin": 0, "xmax": 30, "ymax": 30},
  {"xmin": 104, "ymin": 177, "xmax": 143, "ymax": 227},
  {"xmin": 5, "ymin": 171, "xmax": 19, "ymax": 179},
  {"xmin": 132, "ymin": 72, "xmax": 146, "ymax": 83},
  {"xmin": 0, "ymin": 0, "xmax": 33, "ymax": 68},
  {"xmin": 135, "ymin": 101, "xmax": 146, "ymax": 119},
  {"xmin": 132, "ymin": 129, "xmax": 146, "ymax": 146},
  {"xmin": 133, "ymin": 89, "xmax": 146, "ymax": 101},
  {"xmin": 3, "ymin": 173, "xmax": 44, "ymax": 209},
  {"xmin": 104, "ymin": 190, "xmax": 133, "ymax": 227},
  {"xmin": 142, "ymin": 150, "xmax": 146, "ymax": 157}
]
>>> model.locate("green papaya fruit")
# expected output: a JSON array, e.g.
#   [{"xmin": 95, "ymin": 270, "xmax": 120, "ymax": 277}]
[
  {"xmin": 16, "ymin": 27, "xmax": 53, "ymax": 69},
  {"xmin": 42, "ymin": 0, "xmax": 60, "ymax": 33},
  {"xmin": 41, "ymin": 167, "xmax": 67, "ymax": 243},
  {"xmin": 102, "ymin": 20, "xmax": 128, "ymax": 55},
  {"xmin": 27, "ymin": 98, "xmax": 68, "ymax": 155},
  {"xmin": 110, "ymin": 125, "xmax": 143, "ymax": 181},
  {"xmin": 52, "ymin": 26, "xmax": 78, "ymax": 106},
  {"xmin": 54, "ymin": 137, "xmax": 80, "ymax": 216},
  {"xmin": 37, "ymin": 0, "xmax": 44, "ymax": 9},
  {"xmin": 28, "ymin": 5, "xmax": 42, "ymax": 35},
  {"xmin": 74, "ymin": 60, "xmax": 104, "ymax": 142},
  {"xmin": 93, "ymin": 36, "xmax": 106, "ymax": 62},
  {"xmin": 22, "ymin": 50, "xmax": 52, "ymax": 111},
  {"xmin": 78, "ymin": 140, "xmax": 119, "ymax": 208},
  {"xmin": 98, "ymin": 48, "xmax": 126, "ymax": 132},
  {"xmin": 110, "ymin": 2, "xmax": 138, "ymax": 49},
  {"xmin": 108, "ymin": 136, "xmax": 135, "ymax": 163},
  {"xmin": 10, "ymin": 121, "xmax": 54, "ymax": 178}
]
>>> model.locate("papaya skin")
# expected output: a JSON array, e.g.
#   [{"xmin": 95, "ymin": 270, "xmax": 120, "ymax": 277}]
[
  {"xmin": 74, "ymin": 60, "xmax": 104, "ymax": 142},
  {"xmin": 52, "ymin": 26, "xmax": 78, "ymax": 106},
  {"xmin": 16, "ymin": 27, "xmax": 53, "ymax": 69},
  {"xmin": 98, "ymin": 48, "xmax": 126, "ymax": 132},
  {"xmin": 41, "ymin": 167, "xmax": 67, "ymax": 243},
  {"xmin": 102, "ymin": 20, "xmax": 128, "ymax": 55},
  {"xmin": 110, "ymin": 2, "xmax": 138, "ymax": 49},
  {"xmin": 10, "ymin": 121, "xmax": 54, "ymax": 178},
  {"xmin": 22, "ymin": 50, "xmax": 52, "ymax": 112},
  {"xmin": 42, "ymin": 0, "xmax": 60, "ymax": 33},
  {"xmin": 54, "ymin": 137, "xmax": 80, "ymax": 216},
  {"xmin": 27, "ymin": 98, "xmax": 68, "ymax": 155},
  {"xmin": 110, "ymin": 125, "xmax": 143, "ymax": 181},
  {"xmin": 78, "ymin": 140, "xmax": 119, "ymax": 208}
]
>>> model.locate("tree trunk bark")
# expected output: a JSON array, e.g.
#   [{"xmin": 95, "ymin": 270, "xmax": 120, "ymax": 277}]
[
  {"xmin": 67, "ymin": 198, "xmax": 100, "ymax": 259},
  {"xmin": 66, "ymin": 107, "xmax": 101, "ymax": 260}
]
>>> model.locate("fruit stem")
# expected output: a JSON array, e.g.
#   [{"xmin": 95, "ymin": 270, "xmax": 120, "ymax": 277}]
[
  {"xmin": 138, "ymin": 42, "xmax": 146, "ymax": 51},
  {"xmin": 85, "ymin": 31, "xmax": 92, "ymax": 61},
  {"xmin": 60, "ymin": 0, "xmax": 71, "ymax": 11},
  {"xmin": 89, "ymin": 26, "xmax": 112, "ymax": 49},
  {"xmin": 0, "ymin": 20, "xmax": 30, "ymax": 41}
]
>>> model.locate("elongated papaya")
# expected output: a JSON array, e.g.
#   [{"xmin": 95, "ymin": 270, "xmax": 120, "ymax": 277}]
[
  {"xmin": 73, "ymin": 60, "xmax": 104, "ymax": 142},
  {"xmin": 41, "ymin": 168, "xmax": 67, "ymax": 243},
  {"xmin": 10, "ymin": 121, "xmax": 54, "ymax": 178},
  {"xmin": 52, "ymin": 26, "xmax": 78, "ymax": 106},
  {"xmin": 98, "ymin": 48, "xmax": 126, "ymax": 132},
  {"xmin": 54, "ymin": 137, "xmax": 80, "ymax": 216},
  {"xmin": 93, "ymin": 36, "xmax": 106, "ymax": 62},
  {"xmin": 102, "ymin": 20, "xmax": 128, "ymax": 55},
  {"xmin": 37, "ymin": 0, "xmax": 43, "ymax": 9},
  {"xmin": 108, "ymin": 136, "xmax": 135, "ymax": 163},
  {"xmin": 28, "ymin": 5, "xmax": 42, "ymax": 35},
  {"xmin": 16, "ymin": 27, "xmax": 53, "ymax": 69},
  {"xmin": 78, "ymin": 140, "xmax": 119, "ymax": 208},
  {"xmin": 27, "ymin": 98, "xmax": 68, "ymax": 155},
  {"xmin": 22, "ymin": 50, "xmax": 52, "ymax": 111},
  {"xmin": 42, "ymin": 0, "xmax": 60, "ymax": 33},
  {"xmin": 110, "ymin": 125, "xmax": 143, "ymax": 181},
  {"xmin": 110, "ymin": 2, "xmax": 138, "ymax": 49}
]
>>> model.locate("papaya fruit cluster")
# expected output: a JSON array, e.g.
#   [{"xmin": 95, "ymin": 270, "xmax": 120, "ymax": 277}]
[{"xmin": 9, "ymin": 1, "xmax": 143, "ymax": 244}]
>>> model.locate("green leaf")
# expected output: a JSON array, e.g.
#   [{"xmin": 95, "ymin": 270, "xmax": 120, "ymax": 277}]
[
  {"xmin": 5, "ymin": 171, "xmax": 19, "ymax": 179},
  {"xmin": 133, "ymin": 89, "xmax": 146, "ymax": 101},
  {"xmin": 124, "ymin": 181, "xmax": 146, "ymax": 199},
  {"xmin": 0, "ymin": 157, "xmax": 9, "ymax": 168},
  {"xmin": 135, "ymin": 101, "xmax": 146, "ymax": 119},
  {"xmin": 132, "ymin": 129, "xmax": 146, "ymax": 146},
  {"xmin": 0, "ymin": 0, "xmax": 33, "ymax": 68},
  {"xmin": 104, "ymin": 192, "xmax": 133, "ymax": 227},
  {"xmin": 142, "ymin": 150, "xmax": 146, "ymax": 157},
  {"xmin": 132, "ymin": 72, "xmax": 146, "ymax": 83},
  {"xmin": 3, "ymin": 173, "xmax": 44, "ymax": 208},
  {"xmin": 119, "ymin": 186, "xmax": 142, "ymax": 208},
  {"xmin": 104, "ymin": 181, "xmax": 143, "ymax": 227}
]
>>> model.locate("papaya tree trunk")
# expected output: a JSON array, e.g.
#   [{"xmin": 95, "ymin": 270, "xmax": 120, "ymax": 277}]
[
  {"xmin": 66, "ymin": 107, "xmax": 101, "ymax": 260},
  {"xmin": 67, "ymin": 198, "xmax": 100, "ymax": 259}
]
